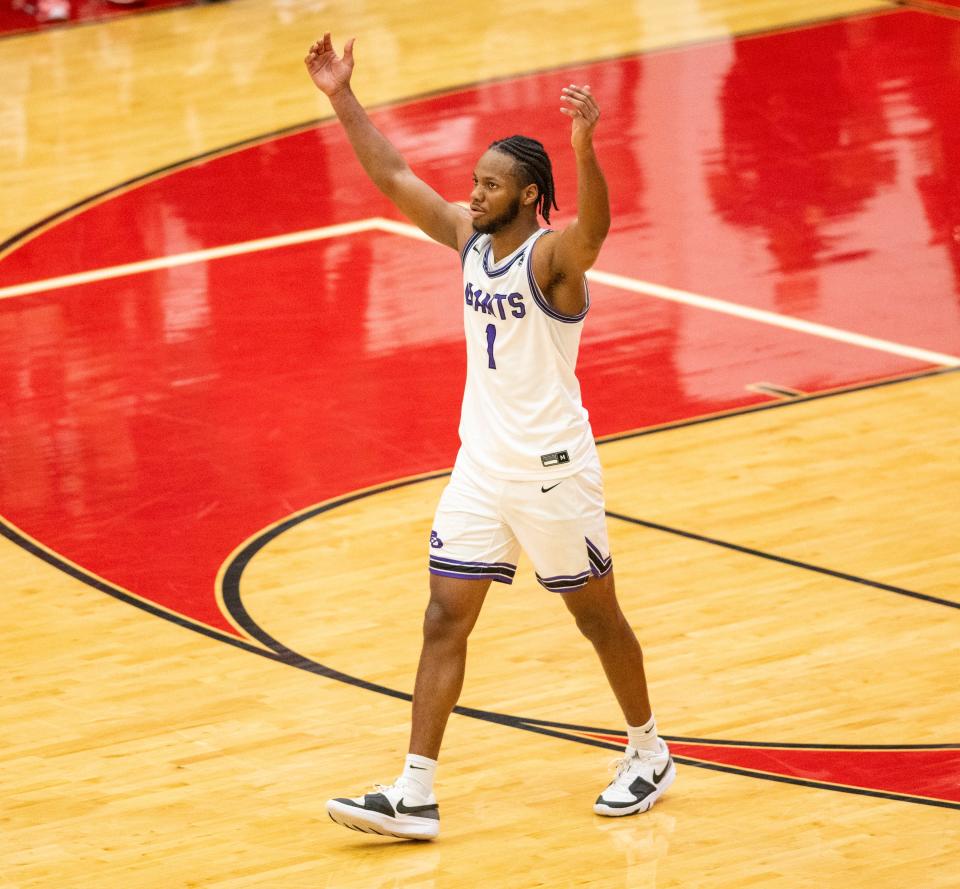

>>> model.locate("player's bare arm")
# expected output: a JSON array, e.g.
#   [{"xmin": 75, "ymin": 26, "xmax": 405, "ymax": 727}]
[
  {"xmin": 304, "ymin": 33, "xmax": 473, "ymax": 251},
  {"xmin": 534, "ymin": 85, "xmax": 611, "ymax": 316}
]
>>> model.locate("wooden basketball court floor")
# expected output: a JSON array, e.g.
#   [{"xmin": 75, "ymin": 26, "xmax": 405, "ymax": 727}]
[{"xmin": 2, "ymin": 0, "xmax": 960, "ymax": 886}]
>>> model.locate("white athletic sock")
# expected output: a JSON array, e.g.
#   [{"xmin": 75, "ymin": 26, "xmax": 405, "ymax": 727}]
[
  {"xmin": 398, "ymin": 753, "xmax": 437, "ymax": 800},
  {"xmin": 627, "ymin": 715, "xmax": 660, "ymax": 754}
]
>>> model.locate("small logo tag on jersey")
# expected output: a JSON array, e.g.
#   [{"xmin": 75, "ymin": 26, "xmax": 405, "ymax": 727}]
[
  {"xmin": 430, "ymin": 530, "xmax": 444, "ymax": 549},
  {"xmin": 540, "ymin": 450, "xmax": 570, "ymax": 467}
]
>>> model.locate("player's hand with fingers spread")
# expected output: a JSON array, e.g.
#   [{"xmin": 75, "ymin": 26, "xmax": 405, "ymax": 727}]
[
  {"xmin": 305, "ymin": 32, "xmax": 356, "ymax": 97},
  {"xmin": 560, "ymin": 84, "xmax": 600, "ymax": 153}
]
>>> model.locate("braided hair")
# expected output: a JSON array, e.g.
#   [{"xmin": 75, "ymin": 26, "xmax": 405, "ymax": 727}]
[{"xmin": 489, "ymin": 135, "xmax": 559, "ymax": 223}]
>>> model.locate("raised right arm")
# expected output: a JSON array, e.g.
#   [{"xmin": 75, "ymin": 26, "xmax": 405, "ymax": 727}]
[{"xmin": 305, "ymin": 34, "xmax": 472, "ymax": 251}]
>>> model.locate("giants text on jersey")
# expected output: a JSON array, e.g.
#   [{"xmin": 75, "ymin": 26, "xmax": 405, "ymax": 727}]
[{"xmin": 457, "ymin": 228, "xmax": 598, "ymax": 480}]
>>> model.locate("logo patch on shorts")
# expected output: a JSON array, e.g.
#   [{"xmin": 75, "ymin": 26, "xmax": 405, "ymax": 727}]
[
  {"xmin": 430, "ymin": 530, "xmax": 444, "ymax": 549},
  {"xmin": 540, "ymin": 450, "xmax": 570, "ymax": 467}
]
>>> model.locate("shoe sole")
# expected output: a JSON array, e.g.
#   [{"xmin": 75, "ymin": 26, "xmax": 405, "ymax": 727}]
[
  {"xmin": 326, "ymin": 799, "xmax": 439, "ymax": 840},
  {"xmin": 593, "ymin": 760, "xmax": 676, "ymax": 817}
]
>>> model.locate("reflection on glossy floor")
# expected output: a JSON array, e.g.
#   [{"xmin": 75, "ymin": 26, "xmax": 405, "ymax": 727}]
[
  {"xmin": 2, "ymin": 0, "xmax": 959, "ymax": 886},
  {"xmin": 0, "ymin": 0, "xmax": 193, "ymax": 38}
]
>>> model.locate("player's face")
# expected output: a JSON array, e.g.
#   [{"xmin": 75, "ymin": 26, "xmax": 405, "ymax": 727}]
[
  {"xmin": 471, "ymin": 194, "xmax": 522, "ymax": 235},
  {"xmin": 470, "ymin": 150, "xmax": 525, "ymax": 234}
]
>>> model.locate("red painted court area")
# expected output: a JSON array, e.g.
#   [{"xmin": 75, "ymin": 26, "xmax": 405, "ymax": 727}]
[
  {"xmin": 1, "ymin": 8, "xmax": 959, "ymax": 638},
  {"xmin": 0, "ymin": 0, "xmax": 193, "ymax": 37},
  {"xmin": 580, "ymin": 732, "xmax": 960, "ymax": 805}
]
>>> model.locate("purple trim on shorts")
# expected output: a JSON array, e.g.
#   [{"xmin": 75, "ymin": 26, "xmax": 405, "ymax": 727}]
[
  {"xmin": 585, "ymin": 537, "xmax": 613, "ymax": 577},
  {"xmin": 430, "ymin": 555, "xmax": 517, "ymax": 572},
  {"xmin": 535, "ymin": 569, "xmax": 592, "ymax": 593},
  {"xmin": 430, "ymin": 567, "xmax": 515, "ymax": 585},
  {"xmin": 429, "ymin": 554, "xmax": 517, "ymax": 585}
]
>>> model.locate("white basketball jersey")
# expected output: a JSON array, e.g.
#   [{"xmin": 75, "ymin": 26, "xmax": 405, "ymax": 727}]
[{"xmin": 458, "ymin": 227, "xmax": 597, "ymax": 479}]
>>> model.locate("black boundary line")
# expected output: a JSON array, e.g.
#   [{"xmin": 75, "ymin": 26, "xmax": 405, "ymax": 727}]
[
  {"xmin": 0, "ymin": 518, "xmax": 275, "ymax": 659},
  {"xmin": 222, "ymin": 555, "xmax": 960, "ymax": 814},
  {"xmin": 607, "ymin": 512, "xmax": 960, "ymax": 610},
  {"xmin": 0, "ymin": 0, "xmax": 896, "ymax": 47},
  {"xmin": 212, "ymin": 387, "xmax": 960, "ymax": 810},
  {"xmin": 664, "ymin": 759, "xmax": 960, "ymax": 810},
  {"xmin": 598, "ymin": 365, "xmax": 960, "ymax": 446},
  {"xmin": 747, "ymin": 382, "xmax": 803, "ymax": 398},
  {"xmin": 481, "ymin": 720, "xmax": 960, "ymax": 809},
  {"xmin": 0, "ymin": 118, "xmax": 329, "ymax": 257},
  {"xmin": 0, "ymin": 3, "xmax": 901, "ymax": 255},
  {"xmin": 5, "ymin": 359, "xmax": 952, "ymax": 649},
  {"xmin": 217, "ymin": 472, "xmax": 451, "ymax": 703},
  {"xmin": 0, "ymin": 0, "xmax": 203, "ymax": 43},
  {"xmin": 506, "ymin": 715, "xmax": 960, "ymax": 750},
  {"xmin": 457, "ymin": 720, "xmax": 960, "ymax": 810},
  {"xmin": 4, "ymin": 366, "xmax": 958, "ymax": 810},
  {"xmin": 894, "ymin": 0, "xmax": 960, "ymax": 18},
  {"xmin": 5, "ymin": 2, "xmax": 956, "ymax": 810},
  {"xmin": 508, "ymin": 721, "xmax": 960, "ymax": 810}
]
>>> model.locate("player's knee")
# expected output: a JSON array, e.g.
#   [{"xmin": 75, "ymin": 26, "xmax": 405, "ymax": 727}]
[
  {"xmin": 572, "ymin": 604, "xmax": 626, "ymax": 645},
  {"xmin": 422, "ymin": 596, "xmax": 472, "ymax": 643},
  {"xmin": 572, "ymin": 609, "xmax": 607, "ymax": 643}
]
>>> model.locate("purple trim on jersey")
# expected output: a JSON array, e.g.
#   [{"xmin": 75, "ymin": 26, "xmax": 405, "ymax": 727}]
[
  {"xmin": 526, "ymin": 257, "xmax": 590, "ymax": 324},
  {"xmin": 586, "ymin": 537, "xmax": 613, "ymax": 577},
  {"xmin": 460, "ymin": 231, "xmax": 483, "ymax": 269},
  {"xmin": 481, "ymin": 241, "xmax": 527, "ymax": 278},
  {"xmin": 536, "ymin": 569, "xmax": 592, "ymax": 592}
]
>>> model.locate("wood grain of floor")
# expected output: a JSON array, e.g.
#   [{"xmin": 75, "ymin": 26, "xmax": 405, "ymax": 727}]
[{"xmin": 3, "ymin": 1, "xmax": 959, "ymax": 886}]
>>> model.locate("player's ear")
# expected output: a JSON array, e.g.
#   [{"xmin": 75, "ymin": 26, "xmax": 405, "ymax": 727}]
[{"xmin": 522, "ymin": 183, "xmax": 539, "ymax": 208}]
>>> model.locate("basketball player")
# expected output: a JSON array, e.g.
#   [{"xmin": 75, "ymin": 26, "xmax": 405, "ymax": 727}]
[{"xmin": 305, "ymin": 32, "xmax": 674, "ymax": 840}]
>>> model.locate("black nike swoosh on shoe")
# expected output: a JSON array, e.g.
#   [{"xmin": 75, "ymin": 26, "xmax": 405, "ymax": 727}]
[
  {"xmin": 540, "ymin": 482, "xmax": 562, "ymax": 493},
  {"xmin": 598, "ymin": 765, "xmax": 673, "ymax": 809},
  {"xmin": 653, "ymin": 760, "xmax": 673, "ymax": 784},
  {"xmin": 395, "ymin": 799, "xmax": 440, "ymax": 819}
]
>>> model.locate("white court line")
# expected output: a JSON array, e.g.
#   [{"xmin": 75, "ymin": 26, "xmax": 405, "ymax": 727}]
[
  {"xmin": 382, "ymin": 219, "xmax": 960, "ymax": 368},
  {"xmin": 0, "ymin": 219, "xmax": 383, "ymax": 301},
  {"xmin": 586, "ymin": 268, "xmax": 960, "ymax": 368},
  {"xmin": 374, "ymin": 217, "xmax": 435, "ymax": 242},
  {"xmin": 2, "ymin": 216, "xmax": 958, "ymax": 367}
]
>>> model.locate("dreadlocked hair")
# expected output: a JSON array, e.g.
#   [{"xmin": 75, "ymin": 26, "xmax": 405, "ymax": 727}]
[{"xmin": 489, "ymin": 135, "xmax": 559, "ymax": 223}]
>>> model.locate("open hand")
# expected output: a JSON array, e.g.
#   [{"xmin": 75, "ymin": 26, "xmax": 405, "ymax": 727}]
[
  {"xmin": 560, "ymin": 84, "xmax": 600, "ymax": 152},
  {"xmin": 305, "ymin": 32, "xmax": 355, "ymax": 97}
]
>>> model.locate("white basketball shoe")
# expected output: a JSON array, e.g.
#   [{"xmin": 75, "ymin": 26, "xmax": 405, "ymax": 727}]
[
  {"xmin": 327, "ymin": 780, "xmax": 440, "ymax": 840},
  {"xmin": 594, "ymin": 739, "xmax": 675, "ymax": 816}
]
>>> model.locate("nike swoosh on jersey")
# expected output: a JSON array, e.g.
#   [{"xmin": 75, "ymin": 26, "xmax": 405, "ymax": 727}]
[{"xmin": 540, "ymin": 482, "xmax": 562, "ymax": 493}]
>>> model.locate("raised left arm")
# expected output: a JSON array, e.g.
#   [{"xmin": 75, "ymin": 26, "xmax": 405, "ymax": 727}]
[
  {"xmin": 562, "ymin": 84, "xmax": 610, "ymax": 262},
  {"xmin": 536, "ymin": 85, "xmax": 610, "ymax": 316}
]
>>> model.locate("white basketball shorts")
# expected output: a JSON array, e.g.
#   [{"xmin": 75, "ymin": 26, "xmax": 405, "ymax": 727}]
[{"xmin": 428, "ymin": 448, "xmax": 612, "ymax": 592}]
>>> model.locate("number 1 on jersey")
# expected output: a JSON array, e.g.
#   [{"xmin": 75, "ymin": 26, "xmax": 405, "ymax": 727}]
[{"xmin": 485, "ymin": 323, "xmax": 497, "ymax": 370}]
